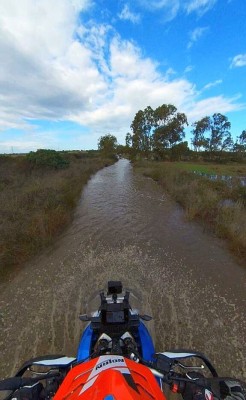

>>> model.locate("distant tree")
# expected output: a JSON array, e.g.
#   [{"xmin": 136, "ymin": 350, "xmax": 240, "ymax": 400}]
[
  {"xmin": 125, "ymin": 132, "xmax": 132, "ymax": 148},
  {"xmin": 239, "ymin": 130, "xmax": 246, "ymax": 145},
  {"xmin": 210, "ymin": 113, "xmax": 232, "ymax": 151},
  {"xmin": 234, "ymin": 130, "xmax": 246, "ymax": 154},
  {"xmin": 153, "ymin": 104, "xmax": 188, "ymax": 150},
  {"xmin": 116, "ymin": 144, "xmax": 126, "ymax": 155},
  {"xmin": 192, "ymin": 113, "xmax": 233, "ymax": 152},
  {"xmin": 98, "ymin": 134, "xmax": 118, "ymax": 158},
  {"xmin": 144, "ymin": 105, "xmax": 155, "ymax": 144},
  {"xmin": 191, "ymin": 117, "xmax": 210, "ymax": 151},
  {"xmin": 131, "ymin": 110, "xmax": 145, "ymax": 152},
  {"xmin": 171, "ymin": 141, "xmax": 190, "ymax": 160},
  {"xmin": 130, "ymin": 106, "xmax": 154, "ymax": 154},
  {"xmin": 130, "ymin": 104, "xmax": 188, "ymax": 159}
]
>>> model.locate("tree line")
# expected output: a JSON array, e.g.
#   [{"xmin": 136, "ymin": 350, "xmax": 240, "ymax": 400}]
[{"xmin": 98, "ymin": 103, "xmax": 246, "ymax": 160}]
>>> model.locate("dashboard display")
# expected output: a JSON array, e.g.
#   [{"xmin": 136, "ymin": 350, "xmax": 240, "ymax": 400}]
[{"xmin": 106, "ymin": 311, "xmax": 125, "ymax": 323}]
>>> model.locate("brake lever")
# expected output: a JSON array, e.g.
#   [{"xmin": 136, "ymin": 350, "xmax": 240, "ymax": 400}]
[
  {"xmin": 186, "ymin": 372, "xmax": 203, "ymax": 381},
  {"xmin": 177, "ymin": 361, "xmax": 205, "ymax": 371}
]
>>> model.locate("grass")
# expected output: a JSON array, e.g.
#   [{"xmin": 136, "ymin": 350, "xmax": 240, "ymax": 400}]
[
  {"xmin": 173, "ymin": 161, "xmax": 246, "ymax": 176},
  {"xmin": 0, "ymin": 153, "xmax": 114, "ymax": 278},
  {"xmin": 134, "ymin": 160, "xmax": 246, "ymax": 263}
]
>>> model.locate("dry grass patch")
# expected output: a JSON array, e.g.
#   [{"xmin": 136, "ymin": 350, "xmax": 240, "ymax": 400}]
[
  {"xmin": 135, "ymin": 160, "xmax": 246, "ymax": 262},
  {"xmin": 0, "ymin": 154, "xmax": 113, "ymax": 277}
]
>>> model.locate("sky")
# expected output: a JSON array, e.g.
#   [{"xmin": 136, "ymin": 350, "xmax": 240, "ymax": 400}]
[{"xmin": 0, "ymin": 0, "xmax": 246, "ymax": 153}]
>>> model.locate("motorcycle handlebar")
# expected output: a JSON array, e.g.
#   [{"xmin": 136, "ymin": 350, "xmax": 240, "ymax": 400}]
[
  {"xmin": 0, "ymin": 378, "xmax": 24, "ymax": 391},
  {"xmin": 147, "ymin": 365, "xmax": 246, "ymax": 400},
  {"xmin": 1, "ymin": 359, "xmax": 245, "ymax": 400},
  {"xmin": 0, "ymin": 373, "xmax": 60, "ymax": 391}
]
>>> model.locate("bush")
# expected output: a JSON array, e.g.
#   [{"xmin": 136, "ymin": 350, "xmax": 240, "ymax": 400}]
[{"xmin": 26, "ymin": 149, "xmax": 69, "ymax": 169}]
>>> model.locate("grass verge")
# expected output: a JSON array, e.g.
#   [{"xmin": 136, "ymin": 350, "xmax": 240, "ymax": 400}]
[
  {"xmin": 0, "ymin": 154, "xmax": 114, "ymax": 278},
  {"xmin": 173, "ymin": 161, "xmax": 246, "ymax": 176},
  {"xmin": 134, "ymin": 161, "xmax": 246, "ymax": 263}
]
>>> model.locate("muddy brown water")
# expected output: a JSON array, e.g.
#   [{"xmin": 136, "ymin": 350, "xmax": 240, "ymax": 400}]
[{"xmin": 0, "ymin": 159, "xmax": 245, "ymax": 380}]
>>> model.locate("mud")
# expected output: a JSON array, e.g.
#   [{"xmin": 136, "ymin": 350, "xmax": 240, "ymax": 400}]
[{"xmin": 0, "ymin": 160, "xmax": 245, "ymax": 380}]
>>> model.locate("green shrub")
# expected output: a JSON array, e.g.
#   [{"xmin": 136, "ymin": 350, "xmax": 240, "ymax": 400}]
[{"xmin": 26, "ymin": 149, "xmax": 69, "ymax": 169}]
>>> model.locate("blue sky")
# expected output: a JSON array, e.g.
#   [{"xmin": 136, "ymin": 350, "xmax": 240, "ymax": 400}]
[{"xmin": 0, "ymin": 0, "xmax": 245, "ymax": 153}]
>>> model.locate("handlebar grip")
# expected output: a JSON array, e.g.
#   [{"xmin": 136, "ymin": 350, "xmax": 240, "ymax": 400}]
[
  {"xmin": 0, "ymin": 372, "xmax": 61, "ymax": 392},
  {"xmin": 0, "ymin": 377, "xmax": 23, "ymax": 391},
  {"xmin": 0, "ymin": 376, "xmax": 47, "ymax": 391}
]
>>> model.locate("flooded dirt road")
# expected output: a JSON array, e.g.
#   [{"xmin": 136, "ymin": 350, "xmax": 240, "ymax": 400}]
[{"xmin": 0, "ymin": 159, "xmax": 245, "ymax": 379}]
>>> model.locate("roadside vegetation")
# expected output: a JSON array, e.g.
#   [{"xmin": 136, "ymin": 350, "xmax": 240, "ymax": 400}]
[
  {"xmin": 135, "ymin": 160, "xmax": 246, "ymax": 262},
  {"xmin": 171, "ymin": 162, "xmax": 246, "ymax": 177},
  {"xmin": 0, "ymin": 150, "xmax": 115, "ymax": 278}
]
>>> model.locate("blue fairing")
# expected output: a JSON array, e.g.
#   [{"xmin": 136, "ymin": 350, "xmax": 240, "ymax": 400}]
[
  {"xmin": 138, "ymin": 321, "xmax": 155, "ymax": 361},
  {"xmin": 77, "ymin": 324, "xmax": 94, "ymax": 362}
]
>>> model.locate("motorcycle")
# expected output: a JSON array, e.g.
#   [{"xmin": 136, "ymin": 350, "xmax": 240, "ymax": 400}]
[{"xmin": 0, "ymin": 281, "xmax": 245, "ymax": 400}]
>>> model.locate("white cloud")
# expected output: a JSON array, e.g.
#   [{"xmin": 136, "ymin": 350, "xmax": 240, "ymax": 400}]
[
  {"xmin": 71, "ymin": 36, "xmax": 197, "ymax": 136},
  {"xmin": 186, "ymin": 95, "xmax": 243, "ymax": 122},
  {"xmin": 187, "ymin": 27, "xmax": 209, "ymax": 49},
  {"xmin": 137, "ymin": 0, "xmax": 178, "ymax": 11},
  {"xmin": 136, "ymin": 0, "xmax": 216, "ymax": 19},
  {"xmin": 0, "ymin": 0, "xmax": 105, "ymax": 130},
  {"xmin": 230, "ymin": 54, "xmax": 246, "ymax": 68},
  {"xmin": 165, "ymin": 68, "xmax": 176, "ymax": 77},
  {"xmin": 109, "ymin": 38, "xmax": 158, "ymax": 80},
  {"xmin": 203, "ymin": 79, "xmax": 222, "ymax": 90},
  {"xmin": 185, "ymin": 0, "xmax": 217, "ymax": 15},
  {"xmin": 118, "ymin": 4, "xmax": 141, "ymax": 24},
  {"xmin": 0, "ymin": 0, "xmax": 90, "ymax": 58},
  {"xmin": 136, "ymin": 0, "xmax": 180, "ymax": 21},
  {"xmin": 184, "ymin": 65, "xmax": 194, "ymax": 73}
]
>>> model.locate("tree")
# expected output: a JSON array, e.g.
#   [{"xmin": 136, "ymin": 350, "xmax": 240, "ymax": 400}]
[
  {"xmin": 152, "ymin": 104, "xmax": 188, "ymax": 150},
  {"xmin": 130, "ymin": 106, "xmax": 154, "ymax": 154},
  {"xmin": 191, "ymin": 117, "xmax": 210, "ymax": 151},
  {"xmin": 98, "ymin": 134, "xmax": 118, "ymax": 158},
  {"xmin": 171, "ymin": 141, "xmax": 190, "ymax": 160},
  {"xmin": 130, "ymin": 103, "xmax": 188, "ymax": 158},
  {"xmin": 130, "ymin": 110, "xmax": 145, "ymax": 153},
  {"xmin": 116, "ymin": 144, "xmax": 127, "ymax": 155},
  {"xmin": 210, "ymin": 113, "xmax": 232, "ymax": 151},
  {"xmin": 239, "ymin": 130, "xmax": 246, "ymax": 145},
  {"xmin": 234, "ymin": 130, "xmax": 246, "ymax": 154},
  {"xmin": 125, "ymin": 132, "xmax": 132, "ymax": 148},
  {"xmin": 192, "ymin": 113, "xmax": 233, "ymax": 152}
]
